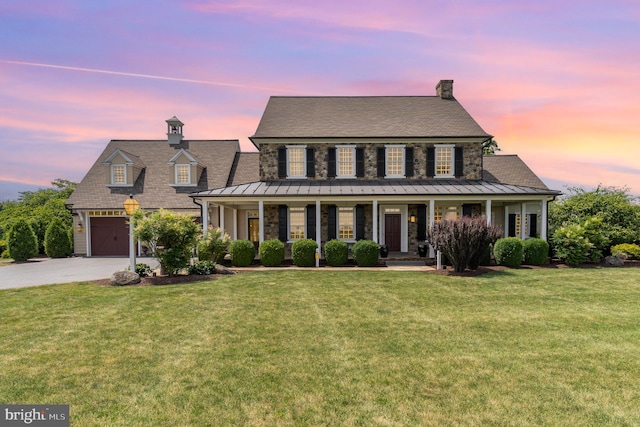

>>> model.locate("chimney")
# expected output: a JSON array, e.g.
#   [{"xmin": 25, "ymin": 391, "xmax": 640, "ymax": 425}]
[
  {"xmin": 166, "ymin": 116, "xmax": 184, "ymax": 145},
  {"xmin": 436, "ymin": 80, "xmax": 454, "ymax": 99}
]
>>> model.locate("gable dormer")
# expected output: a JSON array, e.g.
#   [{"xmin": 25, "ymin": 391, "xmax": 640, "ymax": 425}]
[
  {"xmin": 102, "ymin": 149, "xmax": 145, "ymax": 187},
  {"xmin": 167, "ymin": 148, "xmax": 205, "ymax": 186},
  {"xmin": 166, "ymin": 116, "xmax": 184, "ymax": 145}
]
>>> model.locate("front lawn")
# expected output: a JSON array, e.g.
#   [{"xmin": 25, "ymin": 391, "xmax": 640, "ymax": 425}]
[{"xmin": 1, "ymin": 269, "xmax": 639, "ymax": 426}]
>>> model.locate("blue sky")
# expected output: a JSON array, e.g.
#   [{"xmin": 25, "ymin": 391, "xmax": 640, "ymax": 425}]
[{"xmin": 1, "ymin": 0, "xmax": 639, "ymax": 200}]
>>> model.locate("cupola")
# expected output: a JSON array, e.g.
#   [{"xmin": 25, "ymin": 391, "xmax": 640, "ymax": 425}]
[{"xmin": 166, "ymin": 116, "xmax": 184, "ymax": 145}]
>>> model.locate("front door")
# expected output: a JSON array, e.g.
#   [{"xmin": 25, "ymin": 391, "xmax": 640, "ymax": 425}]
[
  {"xmin": 385, "ymin": 214, "xmax": 401, "ymax": 252},
  {"xmin": 248, "ymin": 218, "xmax": 260, "ymax": 249}
]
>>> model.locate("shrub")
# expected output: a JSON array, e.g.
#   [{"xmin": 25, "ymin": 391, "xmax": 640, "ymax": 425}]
[
  {"xmin": 188, "ymin": 260, "xmax": 216, "ymax": 275},
  {"xmin": 292, "ymin": 239, "xmax": 318, "ymax": 267},
  {"xmin": 429, "ymin": 216, "xmax": 502, "ymax": 272},
  {"xmin": 7, "ymin": 218, "xmax": 39, "ymax": 262},
  {"xmin": 324, "ymin": 239, "xmax": 348, "ymax": 266},
  {"xmin": 552, "ymin": 217, "xmax": 605, "ymax": 267},
  {"xmin": 523, "ymin": 238, "xmax": 549, "ymax": 266},
  {"xmin": 229, "ymin": 239, "xmax": 255, "ymax": 267},
  {"xmin": 1, "ymin": 250, "xmax": 10, "ymax": 259},
  {"xmin": 135, "ymin": 263, "xmax": 153, "ymax": 277},
  {"xmin": 494, "ymin": 237, "xmax": 524, "ymax": 268},
  {"xmin": 197, "ymin": 227, "xmax": 231, "ymax": 263},
  {"xmin": 259, "ymin": 239, "xmax": 285, "ymax": 267},
  {"xmin": 611, "ymin": 243, "xmax": 640, "ymax": 259},
  {"xmin": 44, "ymin": 217, "xmax": 72, "ymax": 258},
  {"xmin": 0, "ymin": 239, "xmax": 6, "ymax": 255},
  {"xmin": 352, "ymin": 240, "xmax": 379, "ymax": 267}
]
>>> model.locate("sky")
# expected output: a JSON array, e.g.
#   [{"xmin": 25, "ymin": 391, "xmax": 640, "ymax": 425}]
[{"xmin": 1, "ymin": 0, "xmax": 639, "ymax": 201}]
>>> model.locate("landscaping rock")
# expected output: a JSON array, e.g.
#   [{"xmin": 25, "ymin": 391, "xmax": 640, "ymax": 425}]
[
  {"xmin": 110, "ymin": 270, "xmax": 141, "ymax": 286},
  {"xmin": 215, "ymin": 264, "xmax": 236, "ymax": 275},
  {"xmin": 604, "ymin": 256, "xmax": 624, "ymax": 267}
]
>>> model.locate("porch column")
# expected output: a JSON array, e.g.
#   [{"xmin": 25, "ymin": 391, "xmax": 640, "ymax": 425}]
[
  {"xmin": 202, "ymin": 200, "xmax": 209, "ymax": 235},
  {"xmin": 429, "ymin": 199, "xmax": 435, "ymax": 258},
  {"xmin": 316, "ymin": 200, "xmax": 321, "ymax": 249},
  {"xmin": 372, "ymin": 200, "xmax": 378, "ymax": 243},
  {"xmin": 541, "ymin": 198, "xmax": 548, "ymax": 241},
  {"xmin": 504, "ymin": 205, "xmax": 509, "ymax": 238},
  {"xmin": 84, "ymin": 212, "xmax": 91, "ymax": 257},
  {"xmin": 219, "ymin": 205, "xmax": 225, "ymax": 233},
  {"xmin": 485, "ymin": 199, "xmax": 492, "ymax": 224},
  {"xmin": 520, "ymin": 203, "xmax": 526, "ymax": 240},
  {"xmin": 258, "ymin": 200, "xmax": 264, "ymax": 244},
  {"xmin": 232, "ymin": 208, "xmax": 238, "ymax": 240}
]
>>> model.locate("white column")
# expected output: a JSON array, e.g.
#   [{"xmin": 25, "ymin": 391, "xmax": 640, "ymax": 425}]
[
  {"xmin": 520, "ymin": 203, "xmax": 526, "ymax": 240},
  {"xmin": 219, "ymin": 205, "xmax": 225, "ymax": 233},
  {"xmin": 429, "ymin": 199, "xmax": 435, "ymax": 258},
  {"xmin": 202, "ymin": 200, "xmax": 209, "ymax": 236},
  {"xmin": 372, "ymin": 200, "xmax": 379, "ymax": 243},
  {"xmin": 485, "ymin": 199, "xmax": 492, "ymax": 224},
  {"xmin": 232, "ymin": 208, "xmax": 238, "ymax": 240},
  {"xmin": 316, "ymin": 200, "xmax": 321, "ymax": 249},
  {"xmin": 541, "ymin": 198, "xmax": 548, "ymax": 241},
  {"xmin": 85, "ymin": 212, "xmax": 92, "ymax": 257},
  {"xmin": 258, "ymin": 200, "xmax": 264, "ymax": 244},
  {"xmin": 504, "ymin": 205, "xmax": 509, "ymax": 238}
]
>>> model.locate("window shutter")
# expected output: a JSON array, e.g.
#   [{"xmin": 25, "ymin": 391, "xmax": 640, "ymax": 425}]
[
  {"xmin": 278, "ymin": 205, "xmax": 288, "ymax": 241},
  {"xmin": 454, "ymin": 147, "xmax": 464, "ymax": 178},
  {"xmin": 529, "ymin": 214, "xmax": 538, "ymax": 238},
  {"xmin": 355, "ymin": 205, "xmax": 365, "ymax": 240},
  {"xmin": 405, "ymin": 147, "xmax": 414, "ymax": 177},
  {"xmin": 306, "ymin": 148, "xmax": 315, "ymax": 178},
  {"xmin": 377, "ymin": 148, "xmax": 385, "ymax": 177},
  {"xmin": 508, "ymin": 213, "xmax": 517, "ymax": 237},
  {"xmin": 355, "ymin": 148, "xmax": 365, "ymax": 177},
  {"xmin": 417, "ymin": 204, "xmax": 427, "ymax": 241},
  {"xmin": 327, "ymin": 205, "xmax": 337, "ymax": 240},
  {"xmin": 327, "ymin": 148, "xmax": 336, "ymax": 178},
  {"xmin": 278, "ymin": 148, "xmax": 286, "ymax": 179},
  {"xmin": 462, "ymin": 204, "xmax": 472, "ymax": 217},
  {"xmin": 426, "ymin": 147, "xmax": 435, "ymax": 177},
  {"xmin": 306, "ymin": 204, "xmax": 316, "ymax": 239}
]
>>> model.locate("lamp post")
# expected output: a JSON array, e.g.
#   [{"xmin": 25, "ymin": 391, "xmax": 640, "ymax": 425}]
[{"xmin": 123, "ymin": 194, "xmax": 140, "ymax": 272}]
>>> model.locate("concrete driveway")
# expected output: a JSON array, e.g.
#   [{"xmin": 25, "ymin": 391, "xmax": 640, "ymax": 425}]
[{"xmin": 0, "ymin": 257, "xmax": 159, "ymax": 290}]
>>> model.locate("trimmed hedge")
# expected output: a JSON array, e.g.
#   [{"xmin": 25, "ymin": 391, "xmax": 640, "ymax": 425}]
[
  {"xmin": 292, "ymin": 239, "xmax": 318, "ymax": 267},
  {"xmin": 494, "ymin": 237, "xmax": 524, "ymax": 268},
  {"xmin": 523, "ymin": 238, "xmax": 549, "ymax": 266},
  {"xmin": 259, "ymin": 239, "xmax": 285, "ymax": 267},
  {"xmin": 229, "ymin": 239, "xmax": 255, "ymax": 267},
  {"xmin": 352, "ymin": 240, "xmax": 379, "ymax": 267},
  {"xmin": 44, "ymin": 217, "xmax": 72, "ymax": 258},
  {"xmin": 324, "ymin": 239, "xmax": 348, "ymax": 267}
]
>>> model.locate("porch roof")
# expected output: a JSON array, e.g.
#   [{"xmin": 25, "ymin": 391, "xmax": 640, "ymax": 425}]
[{"xmin": 192, "ymin": 179, "xmax": 561, "ymax": 199}]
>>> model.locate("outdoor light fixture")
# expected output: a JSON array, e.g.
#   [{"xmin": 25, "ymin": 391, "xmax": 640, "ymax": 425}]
[
  {"xmin": 409, "ymin": 214, "xmax": 417, "ymax": 223},
  {"xmin": 123, "ymin": 194, "xmax": 140, "ymax": 272}
]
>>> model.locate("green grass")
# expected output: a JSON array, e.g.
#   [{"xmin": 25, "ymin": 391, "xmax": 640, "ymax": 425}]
[{"xmin": 1, "ymin": 269, "xmax": 640, "ymax": 426}]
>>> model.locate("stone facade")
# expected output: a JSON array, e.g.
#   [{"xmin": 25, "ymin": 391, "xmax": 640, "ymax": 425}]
[{"xmin": 259, "ymin": 142, "xmax": 483, "ymax": 181}]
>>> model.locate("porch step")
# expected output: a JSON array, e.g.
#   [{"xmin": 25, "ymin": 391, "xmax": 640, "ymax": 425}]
[{"xmin": 384, "ymin": 260, "xmax": 427, "ymax": 267}]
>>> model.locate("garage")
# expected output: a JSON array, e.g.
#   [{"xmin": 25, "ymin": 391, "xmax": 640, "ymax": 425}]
[{"xmin": 90, "ymin": 217, "xmax": 129, "ymax": 256}]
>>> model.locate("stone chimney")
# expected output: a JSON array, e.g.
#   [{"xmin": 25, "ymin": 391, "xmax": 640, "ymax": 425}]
[
  {"xmin": 436, "ymin": 80, "xmax": 454, "ymax": 99},
  {"xmin": 166, "ymin": 116, "xmax": 184, "ymax": 145}
]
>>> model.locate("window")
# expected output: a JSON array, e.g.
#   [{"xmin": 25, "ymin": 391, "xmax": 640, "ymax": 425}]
[
  {"xmin": 433, "ymin": 206, "xmax": 459, "ymax": 223},
  {"xmin": 338, "ymin": 207, "xmax": 354, "ymax": 240},
  {"xmin": 385, "ymin": 145, "xmax": 405, "ymax": 177},
  {"xmin": 111, "ymin": 165, "xmax": 126, "ymax": 185},
  {"xmin": 289, "ymin": 207, "xmax": 305, "ymax": 239},
  {"xmin": 436, "ymin": 145, "xmax": 454, "ymax": 177},
  {"xmin": 176, "ymin": 165, "xmax": 190, "ymax": 184},
  {"xmin": 287, "ymin": 146, "xmax": 306, "ymax": 178},
  {"xmin": 337, "ymin": 146, "xmax": 355, "ymax": 178}
]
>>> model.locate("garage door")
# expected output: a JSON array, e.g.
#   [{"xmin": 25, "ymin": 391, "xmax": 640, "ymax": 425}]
[{"xmin": 91, "ymin": 217, "xmax": 129, "ymax": 256}]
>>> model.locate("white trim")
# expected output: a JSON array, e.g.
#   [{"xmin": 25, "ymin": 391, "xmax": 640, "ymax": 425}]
[
  {"xmin": 336, "ymin": 206, "xmax": 356, "ymax": 242},
  {"xmin": 174, "ymin": 164, "xmax": 191, "ymax": 185},
  {"xmin": 315, "ymin": 200, "xmax": 321, "ymax": 249},
  {"xmin": 485, "ymin": 199, "xmax": 492, "ymax": 224},
  {"xmin": 258, "ymin": 200, "xmax": 264, "ymax": 244},
  {"xmin": 384, "ymin": 145, "xmax": 405, "ymax": 178},
  {"xmin": 287, "ymin": 206, "xmax": 306, "ymax": 241},
  {"xmin": 541, "ymin": 199, "xmax": 548, "ymax": 241},
  {"xmin": 373, "ymin": 200, "xmax": 379, "ymax": 243},
  {"xmin": 380, "ymin": 205, "xmax": 408, "ymax": 252},
  {"xmin": 110, "ymin": 164, "xmax": 128, "ymax": 186},
  {"xmin": 435, "ymin": 144, "xmax": 455, "ymax": 178},
  {"xmin": 336, "ymin": 145, "xmax": 356, "ymax": 179},
  {"xmin": 286, "ymin": 145, "xmax": 307, "ymax": 179}
]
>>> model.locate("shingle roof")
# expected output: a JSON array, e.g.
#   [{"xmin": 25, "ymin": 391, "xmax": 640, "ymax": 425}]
[
  {"xmin": 66, "ymin": 139, "xmax": 240, "ymax": 210},
  {"xmin": 227, "ymin": 152, "xmax": 260, "ymax": 187},
  {"xmin": 483, "ymin": 155, "xmax": 550, "ymax": 190},
  {"xmin": 252, "ymin": 96, "xmax": 491, "ymax": 139}
]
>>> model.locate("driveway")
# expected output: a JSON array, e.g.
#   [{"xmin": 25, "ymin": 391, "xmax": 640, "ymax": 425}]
[{"xmin": 0, "ymin": 257, "xmax": 159, "ymax": 290}]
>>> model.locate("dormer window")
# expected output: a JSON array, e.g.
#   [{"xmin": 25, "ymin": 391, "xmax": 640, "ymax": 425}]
[
  {"xmin": 111, "ymin": 165, "xmax": 126, "ymax": 185},
  {"xmin": 167, "ymin": 148, "xmax": 204, "ymax": 187},
  {"xmin": 176, "ymin": 164, "xmax": 190, "ymax": 184},
  {"xmin": 103, "ymin": 149, "xmax": 144, "ymax": 187}
]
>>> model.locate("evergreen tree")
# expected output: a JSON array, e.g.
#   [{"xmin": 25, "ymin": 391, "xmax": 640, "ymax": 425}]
[
  {"xmin": 44, "ymin": 217, "xmax": 72, "ymax": 258},
  {"xmin": 7, "ymin": 218, "xmax": 38, "ymax": 261}
]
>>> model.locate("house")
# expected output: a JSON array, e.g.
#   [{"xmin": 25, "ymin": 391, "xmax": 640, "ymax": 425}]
[
  {"xmin": 191, "ymin": 80, "xmax": 560, "ymax": 256},
  {"xmin": 65, "ymin": 116, "xmax": 258, "ymax": 256}
]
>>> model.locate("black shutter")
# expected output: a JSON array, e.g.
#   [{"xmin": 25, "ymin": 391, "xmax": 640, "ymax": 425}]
[
  {"xmin": 417, "ymin": 204, "xmax": 427, "ymax": 241},
  {"xmin": 327, "ymin": 205, "xmax": 337, "ymax": 240},
  {"xmin": 405, "ymin": 147, "xmax": 414, "ymax": 177},
  {"xmin": 278, "ymin": 205, "xmax": 288, "ymax": 241},
  {"xmin": 454, "ymin": 147, "xmax": 464, "ymax": 178},
  {"xmin": 355, "ymin": 148, "xmax": 365, "ymax": 177},
  {"xmin": 278, "ymin": 148, "xmax": 286, "ymax": 179},
  {"xmin": 355, "ymin": 205, "xmax": 365, "ymax": 240},
  {"xmin": 327, "ymin": 148, "xmax": 336, "ymax": 178},
  {"xmin": 508, "ymin": 213, "xmax": 517, "ymax": 237},
  {"xmin": 529, "ymin": 214, "xmax": 538, "ymax": 238},
  {"xmin": 426, "ymin": 147, "xmax": 435, "ymax": 177},
  {"xmin": 306, "ymin": 148, "xmax": 315, "ymax": 178},
  {"xmin": 307, "ymin": 204, "xmax": 316, "ymax": 239},
  {"xmin": 377, "ymin": 148, "xmax": 385, "ymax": 177},
  {"xmin": 462, "ymin": 204, "xmax": 472, "ymax": 217}
]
